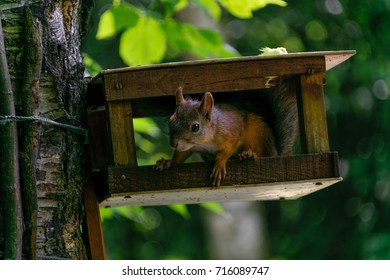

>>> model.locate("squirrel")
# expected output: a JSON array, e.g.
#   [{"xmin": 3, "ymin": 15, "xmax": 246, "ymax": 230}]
[{"xmin": 154, "ymin": 77, "xmax": 298, "ymax": 187}]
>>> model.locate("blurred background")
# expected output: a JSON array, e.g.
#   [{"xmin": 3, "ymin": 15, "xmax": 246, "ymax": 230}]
[{"xmin": 82, "ymin": 0, "xmax": 390, "ymax": 259}]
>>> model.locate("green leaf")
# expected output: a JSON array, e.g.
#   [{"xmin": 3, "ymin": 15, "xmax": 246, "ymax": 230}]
[
  {"xmin": 96, "ymin": 4, "xmax": 140, "ymax": 40},
  {"xmin": 162, "ymin": 0, "xmax": 188, "ymax": 16},
  {"xmin": 252, "ymin": 0, "xmax": 288, "ymax": 9},
  {"xmin": 195, "ymin": 0, "xmax": 222, "ymax": 21},
  {"xmin": 96, "ymin": 9, "xmax": 116, "ymax": 39},
  {"xmin": 200, "ymin": 202, "xmax": 224, "ymax": 215},
  {"xmin": 83, "ymin": 55, "xmax": 102, "ymax": 76},
  {"xmin": 173, "ymin": 0, "xmax": 189, "ymax": 12},
  {"xmin": 133, "ymin": 118, "xmax": 161, "ymax": 137},
  {"xmin": 100, "ymin": 208, "xmax": 114, "ymax": 222},
  {"xmin": 164, "ymin": 20, "xmax": 194, "ymax": 52},
  {"xmin": 199, "ymin": 28, "xmax": 223, "ymax": 45},
  {"xmin": 114, "ymin": 206, "xmax": 143, "ymax": 220},
  {"xmin": 164, "ymin": 19, "xmax": 237, "ymax": 59},
  {"xmin": 120, "ymin": 16, "xmax": 167, "ymax": 66},
  {"xmin": 218, "ymin": 0, "xmax": 287, "ymax": 19},
  {"xmin": 197, "ymin": 28, "xmax": 239, "ymax": 57},
  {"xmin": 168, "ymin": 204, "xmax": 191, "ymax": 219}
]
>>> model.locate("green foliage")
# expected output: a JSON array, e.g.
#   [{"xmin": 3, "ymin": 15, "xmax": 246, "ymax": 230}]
[
  {"xmin": 195, "ymin": 0, "xmax": 222, "ymax": 20},
  {"xmin": 168, "ymin": 204, "xmax": 191, "ymax": 219},
  {"xmin": 218, "ymin": 0, "xmax": 287, "ymax": 18},
  {"xmin": 119, "ymin": 15, "xmax": 167, "ymax": 65},
  {"xmin": 133, "ymin": 117, "xmax": 172, "ymax": 166},
  {"xmin": 83, "ymin": 56, "xmax": 102, "ymax": 76},
  {"xmin": 199, "ymin": 202, "xmax": 225, "ymax": 215},
  {"xmin": 102, "ymin": 205, "xmax": 208, "ymax": 259},
  {"xmin": 194, "ymin": 0, "xmax": 287, "ymax": 20},
  {"xmin": 161, "ymin": 0, "xmax": 189, "ymax": 16},
  {"xmin": 165, "ymin": 19, "xmax": 238, "ymax": 58},
  {"xmin": 96, "ymin": 4, "xmax": 140, "ymax": 40},
  {"xmin": 95, "ymin": 1, "xmax": 234, "ymax": 66},
  {"xmin": 94, "ymin": 0, "xmax": 288, "ymax": 66}
]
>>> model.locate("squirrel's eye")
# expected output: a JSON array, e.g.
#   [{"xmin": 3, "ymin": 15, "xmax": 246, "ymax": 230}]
[{"xmin": 191, "ymin": 123, "xmax": 200, "ymax": 132}]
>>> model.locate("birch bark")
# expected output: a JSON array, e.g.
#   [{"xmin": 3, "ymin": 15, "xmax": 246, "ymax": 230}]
[{"xmin": 0, "ymin": 0, "xmax": 92, "ymax": 259}]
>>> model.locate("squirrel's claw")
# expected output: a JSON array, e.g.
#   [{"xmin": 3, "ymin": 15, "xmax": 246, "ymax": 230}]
[
  {"xmin": 238, "ymin": 150, "xmax": 258, "ymax": 160},
  {"xmin": 154, "ymin": 158, "xmax": 172, "ymax": 171},
  {"xmin": 210, "ymin": 164, "xmax": 226, "ymax": 188}
]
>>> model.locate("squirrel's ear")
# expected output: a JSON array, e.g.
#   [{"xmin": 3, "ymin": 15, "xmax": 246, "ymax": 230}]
[
  {"xmin": 175, "ymin": 87, "xmax": 186, "ymax": 106},
  {"xmin": 199, "ymin": 92, "xmax": 214, "ymax": 120}
]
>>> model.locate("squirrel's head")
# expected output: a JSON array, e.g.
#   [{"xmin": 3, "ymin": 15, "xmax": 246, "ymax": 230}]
[{"xmin": 168, "ymin": 87, "xmax": 214, "ymax": 152}]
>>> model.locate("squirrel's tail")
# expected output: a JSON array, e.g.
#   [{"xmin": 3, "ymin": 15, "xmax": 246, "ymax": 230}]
[{"xmin": 269, "ymin": 76, "xmax": 299, "ymax": 155}]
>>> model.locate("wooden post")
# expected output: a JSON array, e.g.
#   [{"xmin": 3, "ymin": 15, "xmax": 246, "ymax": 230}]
[
  {"xmin": 105, "ymin": 73, "xmax": 138, "ymax": 167},
  {"xmin": 297, "ymin": 72, "xmax": 330, "ymax": 153},
  {"xmin": 106, "ymin": 101, "xmax": 138, "ymax": 166},
  {"xmin": 82, "ymin": 77, "xmax": 139, "ymax": 259},
  {"xmin": 83, "ymin": 177, "xmax": 106, "ymax": 260}
]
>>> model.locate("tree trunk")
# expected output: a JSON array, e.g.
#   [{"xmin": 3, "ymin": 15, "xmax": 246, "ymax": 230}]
[
  {"xmin": 0, "ymin": 0, "xmax": 92, "ymax": 259},
  {"xmin": 205, "ymin": 202, "xmax": 269, "ymax": 259}
]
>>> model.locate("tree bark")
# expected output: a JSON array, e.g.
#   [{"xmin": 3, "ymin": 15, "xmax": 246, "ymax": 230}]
[{"xmin": 0, "ymin": 0, "xmax": 92, "ymax": 259}]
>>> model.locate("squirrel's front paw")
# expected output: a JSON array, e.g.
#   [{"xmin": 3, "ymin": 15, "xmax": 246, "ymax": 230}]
[
  {"xmin": 154, "ymin": 158, "xmax": 172, "ymax": 171},
  {"xmin": 210, "ymin": 164, "xmax": 227, "ymax": 188},
  {"xmin": 238, "ymin": 150, "xmax": 258, "ymax": 160}
]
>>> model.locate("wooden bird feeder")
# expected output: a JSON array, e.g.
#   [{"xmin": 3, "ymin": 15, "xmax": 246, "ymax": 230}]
[{"xmin": 85, "ymin": 50, "xmax": 355, "ymax": 207}]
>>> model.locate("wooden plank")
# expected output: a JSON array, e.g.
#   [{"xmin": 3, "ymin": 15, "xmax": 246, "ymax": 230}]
[
  {"xmin": 86, "ymin": 107, "xmax": 112, "ymax": 170},
  {"xmin": 297, "ymin": 72, "xmax": 330, "ymax": 153},
  {"xmin": 96, "ymin": 50, "xmax": 355, "ymax": 77},
  {"xmin": 83, "ymin": 177, "xmax": 106, "ymax": 260},
  {"xmin": 100, "ymin": 178, "xmax": 341, "ymax": 207},
  {"xmin": 108, "ymin": 153, "xmax": 338, "ymax": 192},
  {"xmin": 324, "ymin": 51, "xmax": 356, "ymax": 70},
  {"xmin": 100, "ymin": 153, "xmax": 340, "ymax": 207},
  {"xmin": 104, "ymin": 56, "xmax": 326, "ymax": 101},
  {"xmin": 106, "ymin": 102, "xmax": 137, "ymax": 166}
]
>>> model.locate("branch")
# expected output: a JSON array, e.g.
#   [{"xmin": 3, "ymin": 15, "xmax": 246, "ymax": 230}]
[
  {"xmin": 19, "ymin": 7, "xmax": 43, "ymax": 260},
  {"xmin": 0, "ymin": 14, "xmax": 24, "ymax": 260}
]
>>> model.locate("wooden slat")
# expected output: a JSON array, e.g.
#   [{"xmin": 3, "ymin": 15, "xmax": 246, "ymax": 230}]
[
  {"xmin": 297, "ymin": 72, "xmax": 330, "ymax": 153},
  {"xmin": 86, "ymin": 107, "xmax": 112, "ymax": 170},
  {"xmin": 324, "ymin": 51, "xmax": 356, "ymax": 70},
  {"xmin": 106, "ymin": 102, "xmax": 137, "ymax": 166},
  {"xmin": 108, "ymin": 153, "xmax": 338, "ymax": 192},
  {"xmin": 100, "ymin": 153, "xmax": 340, "ymax": 207},
  {"xmin": 104, "ymin": 56, "xmax": 326, "ymax": 101},
  {"xmin": 101, "ymin": 153, "xmax": 340, "ymax": 207},
  {"xmin": 101, "ymin": 178, "xmax": 341, "ymax": 207},
  {"xmin": 96, "ymin": 50, "xmax": 355, "ymax": 77},
  {"xmin": 83, "ymin": 177, "xmax": 106, "ymax": 260}
]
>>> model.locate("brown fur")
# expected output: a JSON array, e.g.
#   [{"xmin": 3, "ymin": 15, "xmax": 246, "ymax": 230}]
[{"xmin": 241, "ymin": 113, "xmax": 277, "ymax": 157}]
